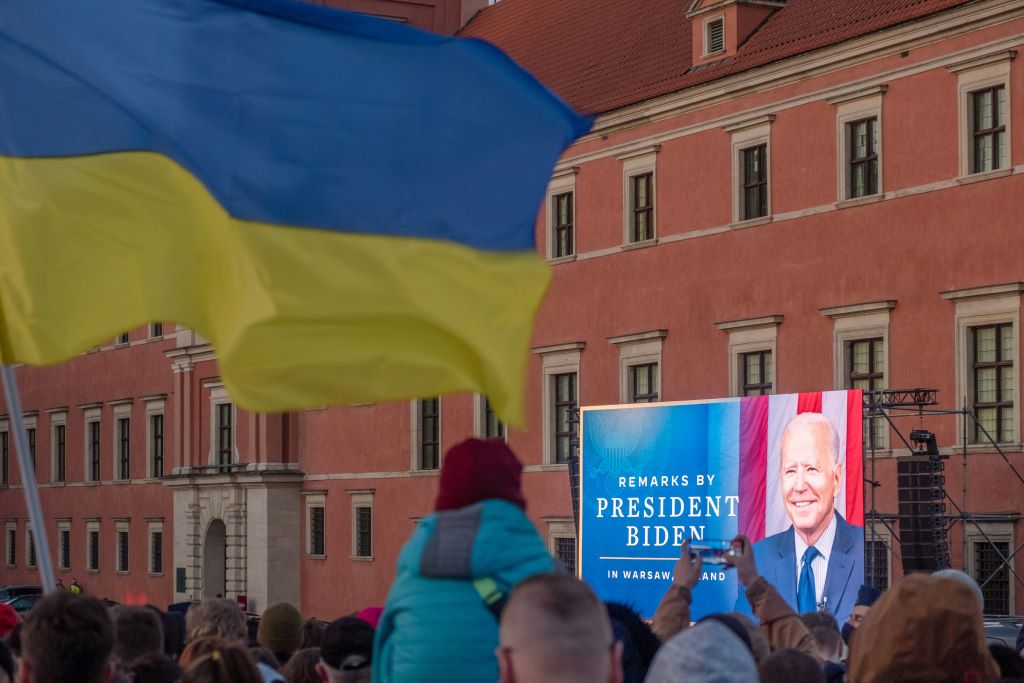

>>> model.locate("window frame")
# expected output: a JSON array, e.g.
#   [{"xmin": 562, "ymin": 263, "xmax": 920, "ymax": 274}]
[
  {"xmin": 740, "ymin": 349, "xmax": 773, "ymax": 396},
  {"xmin": 207, "ymin": 385, "xmax": 237, "ymax": 471},
  {"xmin": 704, "ymin": 15, "xmax": 725, "ymax": 56},
  {"xmin": 726, "ymin": 115, "xmax": 773, "ymax": 225},
  {"xmin": 618, "ymin": 147, "xmax": 659, "ymax": 246},
  {"xmin": 546, "ymin": 518, "xmax": 578, "ymax": 577},
  {"xmin": 116, "ymin": 415, "xmax": 131, "ymax": 481},
  {"xmin": 970, "ymin": 323, "xmax": 1014, "ymax": 444},
  {"xmin": 717, "ymin": 316, "xmax": 781, "ymax": 397},
  {"xmin": 1, "ymin": 422, "xmax": 9, "ymax": 487},
  {"xmin": 305, "ymin": 492, "xmax": 327, "ymax": 558},
  {"xmin": 58, "ymin": 520, "xmax": 71, "ymax": 570},
  {"xmin": 535, "ymin": 342, "xmax": 584, "ymax": 466},
  {"xmin": 473, "ymin": 395, "xmax": 507, "ymax": 442},
  {"xmin": 4, "ymin": 523, "xmax": 15, "ymax": 568},
  {"xmin": 50, "ymin": 411, "xmax": 67, "ymax": 484},
  {"xmin": 411, "ymin": 398, "xmax": 441, "ymax": 471},
  {"xmin": 610, "ymin": 330, "xmax": 665, "ymax": 404},
  {"xmin": 864, "ymin": 522, "xmax": 893, "ymax": 589},
  {"xmin": 829, "ymin": 86, "xmax": 885, "ymax": 204},
  {"xmin": 349, "ymin": 489, "xmax": 374, "ymax": 560},
  {"xmin": 740, "ymin": 144, "xmax": 769, "ymax": 221},
  {"xmin": 965, "ymin": 520, "xmax": 1014, "ymax": 616},
  {"xmin": 86, "ymin": 521, "xmax": 100, "ymax": 572},
  {"xmin": 147, "ymin": 519, "xmax": 164, "ymax": 576},
  {"xmin": 115, "ymin": 520, "xmax": 129, "ymax": 574},
  {"xmin": 971, "ymin": 86, "xmax": 1006, "ymax": 174},
  {"xmin": 545, "ymin": 167, "xmax": 578, "ymax": 262},
  {"xmin": 26, "ymin": 525, "xmax": 35, "ymax": 569},
  {"xmin": 629, "ymin": 172, "xmax": 655, "ymax": 243},
  {"xmin": 949, "ymin": 51, "xmax": 1014, "ymax": 179},
  {"xmin": 145, "ymin": 399, "xmax": 166, "ymax": 479},
  {"xmin": 552, "ymin": 372, "xmax": 578, "ymax": 465}
]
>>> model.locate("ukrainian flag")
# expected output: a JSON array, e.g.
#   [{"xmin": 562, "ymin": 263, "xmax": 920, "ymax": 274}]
[{"xmin": 0, "ymin": 0, "xmax": 590, "ymax": 425}]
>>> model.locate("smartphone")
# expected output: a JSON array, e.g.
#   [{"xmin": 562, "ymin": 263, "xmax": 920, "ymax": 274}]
[{"xmin": 690, "ymin": 540, "xmax": 742, "ymax": 564}]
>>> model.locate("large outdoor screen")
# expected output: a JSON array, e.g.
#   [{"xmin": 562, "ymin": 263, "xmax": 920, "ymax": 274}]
[{"xmin": 580, "ymin": 390, "xmax": 864, "ymax": 623}]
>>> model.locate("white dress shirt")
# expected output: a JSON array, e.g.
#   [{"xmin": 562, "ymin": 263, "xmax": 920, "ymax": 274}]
[{"xmin": 793, "ymin": 510, "xmax": 838, "ymax": 609}]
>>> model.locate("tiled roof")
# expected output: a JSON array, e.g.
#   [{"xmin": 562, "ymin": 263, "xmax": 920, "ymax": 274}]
[{"xmin": 461, "ymin": 0, "xmax": 976, "ymax": 115}]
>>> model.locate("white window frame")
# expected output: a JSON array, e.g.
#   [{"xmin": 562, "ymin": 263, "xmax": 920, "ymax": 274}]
[
  {"xmin": 702, "ymin": 14, "xmax": 726, "ymax": 57},
  {"xmin": 83, "ymin": 406, "xmax": 102, "ymax": 483},
  {"xmin": 609, "ymin": 330, "xmax": 666, "ymax": 404},
  {"xmin": 545, "ymin": 517, "xmax": 578, "ymax": 576},
  {"xmin": 5, "ymin": 521, "xmax": 16, "ymax": 568},
  {"xmin": 147, "ymin": 519, "xmax": 164, "ymax": 576},
  {"xmin": 304, "ymin": 492, "xmax": 327, "ymax": 558},
  {"xmin": 473, "ymin": 394, "xmax": 508, "ymax": 442},
  {"xmin": 57, "ymin": 519, "xmax": 71, "ymax": 570},
  {"xmin": 349, "ymin": 489, "xmax": 374, "ymax": 561},
  {"xmin": 208, "ymin": 385, "xmax": 237, "ymax": 468},
  {"xmin": 943, "ymin": 284, "xmax": 1022, "ymax": 447},
  {"xmin": 410, "ymin": 398, "xmax": 442, "ymax": 472},
  {"xmin": 25, "ymin": 522, "xmax": 35, "ymax": 569},
  {"xmin": 533, "ymin": 342, "xmax": 584, "ymax": 465},
  {"xmin": 111, "ymin": 401, "xmax": 132, "ymax": 481},
  {"xmin": 964, "ymin": 519, "xmax": 1015, "ymax": 615},
  {"xmin": 828, "ymin": 86, "xmax": 886, "ymax": 204},
  {"xmin": 0, "ymin": 419, "xmax": 8, "ymax": 487},
  {"xmin": 115, "ymin": 519, "xmax": 130, "ymax": 574},
  {"xmin": 86, "ymin": 519, "xmax": 100, "ymax": 572},
  {"xmin": 49, "ymin": 410, "xmax": 68, "ymax": 484},
  {"xmin": 148, "ymin": 322, "xmax": 164, "ymax": 339},
  {"xmin": 716, "ymin": 315, "xmax": 782, "ymax": 397},
  {"xmin": 21, "ymin": 414, "xmax": 37, "ymax": 477},
  {"xmin": 725, "ymin": 115, "xmax": 774, "ymax": 226},
  {"xmin": 618, "ymin": 146, "xmax": 659, "ymax": 246},
  {"xmin": 144, "ymin": 399, "xmax": 166, "ymax": 480},
  {"xmin": 948, "ymin": 50, "xmax": 1015, "ymax": 179},
  {"xmin": 546, "ymin": 166, "xmax": 578, "ymax": 262}
]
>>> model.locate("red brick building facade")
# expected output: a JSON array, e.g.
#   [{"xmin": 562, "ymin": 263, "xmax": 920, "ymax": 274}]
[{"xmin": 4, "ymin": 0, "xmax": 1024, "ymax": 617}]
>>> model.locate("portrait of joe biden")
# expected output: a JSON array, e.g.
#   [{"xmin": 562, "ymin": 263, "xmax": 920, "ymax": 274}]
[{"xmin": 736, "ymin": 411, "xmax": 864, "ymax": 623}]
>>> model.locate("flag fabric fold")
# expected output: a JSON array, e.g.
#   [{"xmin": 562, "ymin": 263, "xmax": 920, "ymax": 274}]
[{"xmin": 0, "ymin": 0, "xmax": 591, "ymax": 425}]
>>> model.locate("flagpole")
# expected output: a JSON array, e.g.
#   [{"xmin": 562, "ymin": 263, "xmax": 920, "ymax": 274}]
[{"xmin": 0, "ymin": 364, "xmax": 56, "ymax": 592}]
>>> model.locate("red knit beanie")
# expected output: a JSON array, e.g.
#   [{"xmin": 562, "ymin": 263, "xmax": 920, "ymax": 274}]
[
  {"xmin": 434, "ymin": 438, "xmax": 526, "ymax": 512},
  {"xmin": 0, "ymin": 603, "xmax": 18, "ymax": 638}
]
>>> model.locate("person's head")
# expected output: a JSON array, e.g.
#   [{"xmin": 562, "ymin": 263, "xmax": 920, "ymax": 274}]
[
  {"xmin": 249, "ymin": 646, "xmax": 280, "ymax": 672},
  {"xmin": 256, "ymin": 602, "xmax": 303, "ymax": 661},
  {"xmin": 154, "ymin": 608, "xmax": 186, "ymax": 658},
  {"xmin": 758, "ymin": 648, "xmax": 826, "ymax": 683},
  {"xmin": 180, "ymin": 637, "xmax": 230, "ymax": 670},
  {"xmin": 604, "ymin": 602, "xmax": 660, "ymax": 683},
  {"xmin": 300, "ymin": 619, "xmax": 327, "ymax": 649},
  {"xmin": 645, "ymin": 620, "xmax": 758, "ymax": 683},
  {"xmin": 989, "ymin": 643, "xmax": 1024, "ymax": 679},
  {"xmin": 128, "ymin": 653, "xmax": 183, "ymax": 683},
  {"xmin": 498, "ymin": 573, "xmax": 621, "ymax": 683},
  {"xmin": 726, "ymin": 612, "xmax": 770, "ymax": 663},
  {"xmin": 316, "ymin": 616, "xmax": 374, "ymax": 683},
  {"xmin": 780, "ymin": 412, "xmax": 842, "ymax": 545},
  {"xmin": 20, "ymin": 591, "xmax": 114, "ymax": 683},
  {"xmin": 185, "ymin": 600, "xmax": 246, "ymax": 645},
  {"xmin": 849, "ymin": 573, "xmax": 999, "ymax": 683},
  {"xmin": 434, "ymin": 438, "xmax": 527, "ymax": 512},
  {"xmin": 800, "ymin": 612, "xmax": 842, "ymax": 662},
  {"xmin": 933, "ymin": 569, "xmax": 986, "ymax": 612},
  {"xmin": 281, "ymin": 647, "xmax": 321, "ymax": 683},
  {"xmin": 113, "ymin": 605, "xmax": 165, "ymax": 664},
  {"xmin": 0, "ymin": 640, "xmax": 14, "ymax": 683},
  {"xmin": 181, "ymin": 644, "xmax": 261, "ymax": 683}
]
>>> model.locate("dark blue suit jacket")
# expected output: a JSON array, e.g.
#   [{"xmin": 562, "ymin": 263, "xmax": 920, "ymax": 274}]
[{"xmin": 735, "ymin": 513, "xmax": 864, "ymax": 624}]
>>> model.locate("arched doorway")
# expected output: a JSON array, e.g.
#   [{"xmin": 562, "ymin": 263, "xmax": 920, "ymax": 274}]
[{"xmin": 203, "ymin": 519, "xmax": 227, "ymax": 599}]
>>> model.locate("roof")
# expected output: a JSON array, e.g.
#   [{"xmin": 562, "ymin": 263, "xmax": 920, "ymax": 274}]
[{"xmin": 461, "ymin": 0, "xmax": 976, "ymax": 115}]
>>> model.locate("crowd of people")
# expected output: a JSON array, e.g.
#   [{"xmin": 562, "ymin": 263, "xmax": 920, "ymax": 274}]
[{"xmin": 1, "ymin": 437, "xmax": 1023, "ymax": 683}]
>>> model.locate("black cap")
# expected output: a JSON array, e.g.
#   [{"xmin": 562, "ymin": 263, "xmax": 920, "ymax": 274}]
[{"xmin": 320, "ymin": 616, "xmax": 374, "ymax": 669}]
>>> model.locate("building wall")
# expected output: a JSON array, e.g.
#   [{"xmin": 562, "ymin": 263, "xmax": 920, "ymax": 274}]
[{"xmin": 2, "ymin": 2, "xmax": 1024, "ymax": 617}]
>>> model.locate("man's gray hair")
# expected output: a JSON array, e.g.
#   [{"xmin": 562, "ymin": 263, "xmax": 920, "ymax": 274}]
[
  {"xmin": 781, "ymin": 412, "xmax": 840, "ymax": 463},
  {"xmin": 185, "ymin": 599, "xmax": 247, "ymax": 644}
]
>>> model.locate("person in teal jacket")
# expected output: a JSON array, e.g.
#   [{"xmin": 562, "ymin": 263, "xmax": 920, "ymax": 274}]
[{"xmin": 373, "ymin": 438, "xmax": 556, "ymax": 683}]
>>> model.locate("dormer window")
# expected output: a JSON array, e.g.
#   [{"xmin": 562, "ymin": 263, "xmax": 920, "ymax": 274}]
[{"xmin": 705, "ymin": 17, "xmax": 725, "ymax": 55}]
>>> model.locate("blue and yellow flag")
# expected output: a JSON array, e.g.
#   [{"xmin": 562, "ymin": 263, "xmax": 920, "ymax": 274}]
[{"xmin": 0, "ymin": 0, "xmax": 590, "ymax": 425}]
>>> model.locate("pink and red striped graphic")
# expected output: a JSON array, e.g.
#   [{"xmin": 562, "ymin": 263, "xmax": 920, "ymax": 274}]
[{"xmin": 738, "ymin": 390, "xmax": 863, "ymax": 542}]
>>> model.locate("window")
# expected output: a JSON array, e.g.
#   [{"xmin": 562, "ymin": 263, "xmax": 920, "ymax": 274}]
[
  {"xmin": 150, "ymin": 413, "xmax": 164, "ymax": 478},
  {"xmin": 629, "ymin": 173, "xmax": 654, "ymax": 242},
  {"xmin": 27, "ymin": 528, "xmax": 35, "ymax": 568},
  {"xmin": 847, "ymin": 118, "xmax": 878, "ymax": 198},
  {"xmin": 5, "ymin": 525, "xmax": 15, "ymax": 567},
  {"xmin": 556, "ymin": 537, "xmax": 577, "ymax": 576},
  {"xmin": 150, "ymin": 530, "xmax": 163, "ymax": 574},
  {"xmin": 88, "ymin": 527, "xmax": 100, "ymax": 571},
  {"xmin": 974, "ymin": 540, "xmax": 1011, "ymax": 615},
  {"xmin": 618, "ymin": 146, "xmax": 658, "ymax": 245},
  {"xmin": 865, "ymin": 538, "xmax": 889, "ymax": 589},
  {"xmin": 971, "ymin": 86, "xmax": 1006, "ymax": 173},
  {"xmin": 741, "ymin": 350, "xmax": 773, "ymax": 396},
  {"xmin": 850, "ymin": 338, "xmax": 886, "ymax": 448},
  {"xmin": 553, "ymin": 373, "xmax": 578, "ymax": 464},
  {"xmin": 309, "ymin": 506, "xmax": 325, "ymax": 556},
  {"xmin": 26, "ymin": 427, "xmax": 36, "ymax": 473},
  {"xmin": 950, "ymin": 50, "xmax": 1013, "ymax": 178},
  {"xmin": 88, "ymin": 420, "xmax": 101, "ymax": 481},
  {"xmin": 217, "ymin": 402, "xmax": 233, "ymax": 470},
  {"xmin": 58, "ymin": 524, "xmax": 71, "ymax": 570},
  {"xmin": 53, "ymin": 422, "xmax": 66, "ymax": 483},
  {"xmin": 349, "ymin": 489, "xmax": 374, "ymax": 560},
  {"xmin": 718, "ymin": 315, "xmax": 781, "ymax": 398},
  {"xmin": 971, "ymin": 324, "xmax": 1013, "ymax": 443},
  {"xmin": 149, "ymin": 322, "xmax": 163, "ymax": 338},
  {"xmin": 547, "ymin": 518, "xmax": 577, "ymax": 576},
  {"xmin": 417, "ymin": 398, "xmax": 440, "ymax": 470},
  {"xmin": 705, "ymin": 17, "xmax": 724, "ymax": 55},
  {"xmin": 116, "ymin": 332, "xmax": 129, "ymax": 345},
  {"xmin": 629, "ymin": 364, "xmax": 659, "ymax": 403},
  {"xmin": 726, "ymin": 115, "xmax": 773, "ymax": 224},
  {"xmin": 117, "ymin": 417, "xmax": 131, "ymax": 480},
  {"xmin": 741, "ymin": 145, "xmax": 768, "ymax": 220},
  {"xmin": 116, "ymin": 523, "xmax": 129, "ymax": 573},
  {"xmin": 552, "ymin": 191, "xmax": 574, "ymax": 258},
  {"xmin": 1, "ymin": 430, "xmax": 7, "ymax": 486},
  {"xmin": 480, "ymin": 397, "xmax": 505, "ymax": 440}
]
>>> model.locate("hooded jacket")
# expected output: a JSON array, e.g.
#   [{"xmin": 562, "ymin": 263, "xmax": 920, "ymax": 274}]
[{"xmin": 372, "ymin": 499, "xmax": 555, "ymax": 683}]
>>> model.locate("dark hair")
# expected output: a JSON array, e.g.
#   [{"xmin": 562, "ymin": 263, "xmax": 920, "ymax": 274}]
[
  {"xmin": 758, "ymin": 648, "xmax": 826, "ymax": 683},
  {"xmin": 799, "ymin": 612, "xmax": 839, "ymax": 632},
  {"xmin": 181, "ymin": 644, "xmax": 262, "ymax": 683},
  {"xmin": 129, "ymin": 652, "xmax": 183, "ymax": 683},
  {"xmin": 989, "ymin": 643, "xmax": 1024, "ymax": 679},
  {"xmin": 147, "ymin": 605, "xmax": 185, "ymax": 657},
  {"xmin": 114, "ymin": 605, "xmax": 165, "ymax": 664},
  {"xmin": 249, "ymin": 646, "xmax": 280, "ymax": 671},
  {"xmin": 300, "ymin": 619, "xmax": 327, "ymax": 649},
  {"xmin": 22, "ymin": 592, "xmax": 114, "ymax": 683},
  {"xmin": 605, "ymin": 602, "xmax": 660, "ymax": 683},
  {"xmin": 280, "ymin": 647, "xmax": 321, "ymax": 683},
  {"xmin": 5, "ymin": 623, "xmax": 21, "ymax": 657},
  {"xmin": 0, "ymin": 639, "xmax": 15, "ymax": 681}
]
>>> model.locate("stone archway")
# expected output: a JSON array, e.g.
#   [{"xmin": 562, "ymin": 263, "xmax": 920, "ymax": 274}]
[{"xmin": 203, "ymin": 519, "xmax": 227, "ymax": 599}]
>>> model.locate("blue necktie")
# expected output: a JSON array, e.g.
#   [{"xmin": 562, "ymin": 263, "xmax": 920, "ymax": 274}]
[{"xmin": 797, "ymin": 546, "xmax": 821, "ymax": 614}]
